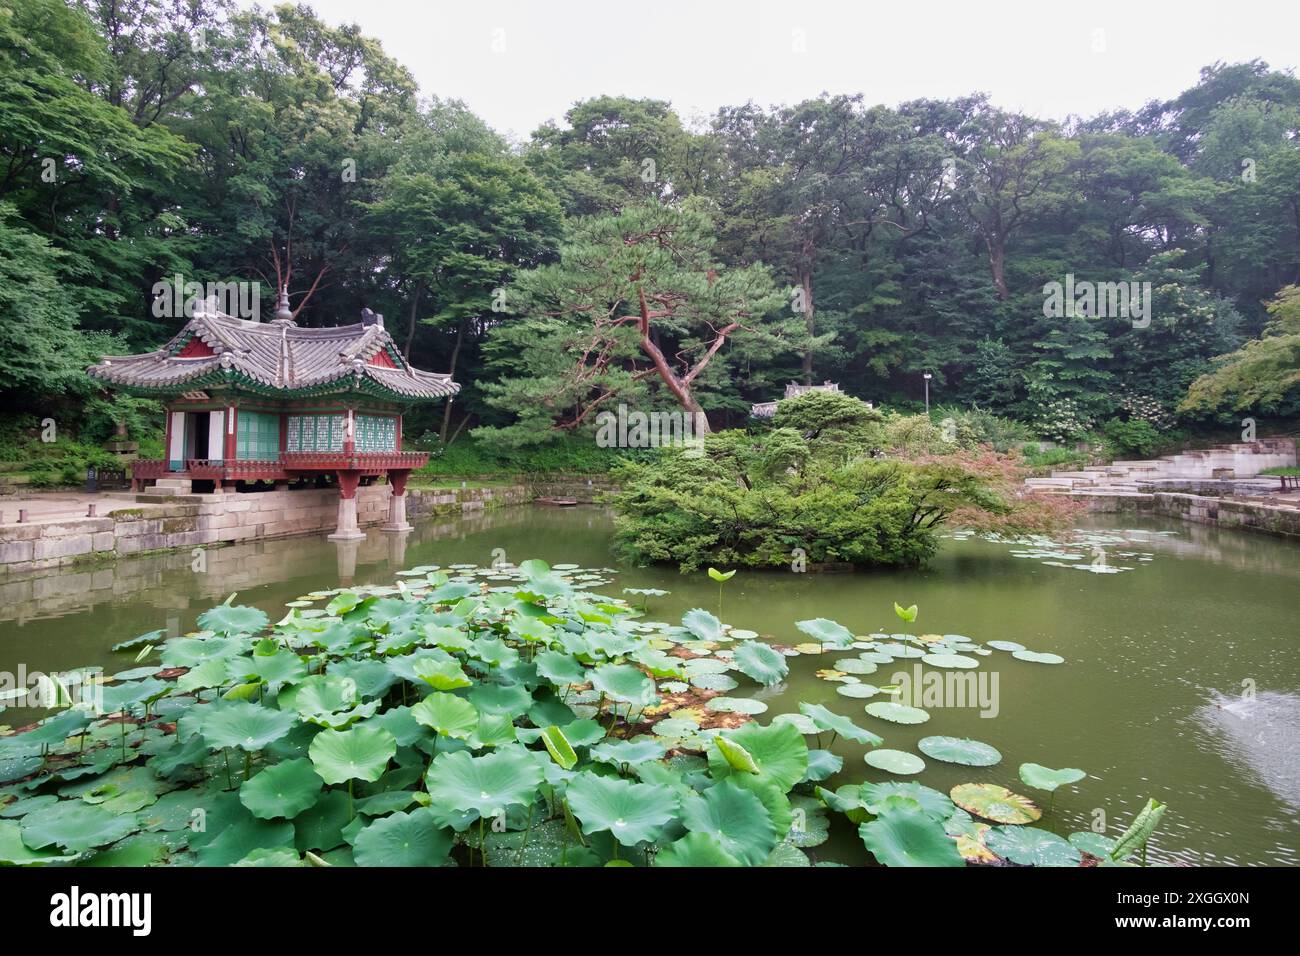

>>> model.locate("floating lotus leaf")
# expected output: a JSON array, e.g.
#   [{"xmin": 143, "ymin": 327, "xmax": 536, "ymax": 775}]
[
  {"xmin": 950, "ymin": 783, "xmax": 1042, "ymax": 824},
  {"xmin": 1012, "ymin": 650, "xmax": 1066, "ymax": 664},
  {"xmin": 0, "ymin": 793, "xmax": 59, "ymax": 818},
  {"xmin": 864, "ymin": 701, "xmax": 930, "ymax": 725},
  {"xmin": 875, "ymin": 642, "xmax": 925, "ymax": 659},
  {"xmin": 835, "ymin": 683, "xmax": 880, "ymax": 699},
  {"xmin": 986, "ymin": 825, "xmax": 1082, "ymax": 866},
  {"xmin": 352, "ymin": 808, "xmax": 453, "ymax": 867},
  {"xmin": 590, "ymin": 664, "xmax": 657, "ymax": 707},
  {"xmin": 655, "ymin": 831, "xmax": 742, "ymax": 866},
  {"xmin": 308, "ymin": 725, "xmax": 396, "ymax": 785},
  {"xmin": 566, "ymin": 772, "xmax": 679, "ymax": 847},
  {"xmin": 239, "ymin": 758, "xmax": 323, "ymax": 820},
  {"xmin": 20, "ymin": 799, "xmax": 138, "ymax": 852},
  {"xmin": 705, "ymin": 696, "xmax": 767, "ymax": 715},
  {"xmin": 681, "ymin": 608, "xmax": 723, "ymax": 642},
  {"xmin": 197, "ymin": 604, "xmax": 269, "ymax": 636},
  {"xmin": 690, "ymin": 673, "xmax": 738, "ymax": 692},
  {"xmin": 200, "ymin": 702, "xmax": 299, "ymax": 752},
  {"xmin": 987, "ymin": 640, "xmax": 1025, "ymax": 652},
  {"xmin": 793, "ymin": 702, "xmax": 878, "ymax": 746},
  {"xmin": 732, "ymin": 641, "xmax": 789, "ymax": 686},
  {"xmin": 424, "ymin": 746, "xmax": 543, "ymax": 818},
  {"xmin": 589, "ymin": 738, "xmax": 667, "ymax": 766},
  {"xmin": 1019, "ymin": 763, "xmax": 1086, "ymax": 793},
  {"xmin": 859, "ymin": 807, "xmax": 963, "ymax": 867},
  {"xmin": 918, "ymin": 736, "xmax": 1002, "ymax": 767},
  {"xmin": 920, "ymin": 653, "xmax": 979, "ymax": 669},
  {"xmin": 410, "ymin": 693, "xmax": 478, "ymax": 740},
  {"xmin": 1068, "ymin": 830, "xmax": 1117, "ymax": 857},
  {"xmin": 795, "ymin": 618, "xmax": 854, "ymax": 647},
  {"xmin": 864, "ymin": 749, "xmax": 925, "ymax": 775},
  {"xmin": 833, "ymin": 658, "xmax": 878, "ymax": 675},
  {"xmin": 680, "ymin": 780, "xmax": 777, "ymax": 865},
  {"xmin": 651, "ymin": 717, "xmax": 700, "ymax": 740}
]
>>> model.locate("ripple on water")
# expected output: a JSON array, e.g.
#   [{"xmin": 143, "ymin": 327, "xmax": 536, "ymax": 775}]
[{"xmin": 1195, "ymin": 690, "xmax": 1300, "ymax": 818}]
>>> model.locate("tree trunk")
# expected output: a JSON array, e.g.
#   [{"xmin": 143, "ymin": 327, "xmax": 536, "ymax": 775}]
[
  {"xmin": 800, "ymin": 268, "xmax": 814, "ymax": 385},
  {"xmin": 986, "ymin": 236, "xmax": 1009, "ymax": 299},
  {"xmin": 403, "ymin": 278, "xmax": 424, "ymax": 360},
  {"xmin": 438, "ymin": 317, "xmax": 466, "ymax": 444}
]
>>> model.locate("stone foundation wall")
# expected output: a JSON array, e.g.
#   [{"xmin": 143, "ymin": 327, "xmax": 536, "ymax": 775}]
[
  {"xmin": 0, "ymin": 483, "xmax": 529, "ymax": 575},
  {"xmin": 1077, "ymin": 492, "xmax": 1300, "ymax": 539}
]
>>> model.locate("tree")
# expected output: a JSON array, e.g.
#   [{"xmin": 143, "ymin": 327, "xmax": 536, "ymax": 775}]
[
  {"xmin": 1181, "ymin": 284, "xmax": 1300, "ymax": 416},
  {"xmin": 477, "ymin": 200, "xmax": 791, "ymax": 443}
]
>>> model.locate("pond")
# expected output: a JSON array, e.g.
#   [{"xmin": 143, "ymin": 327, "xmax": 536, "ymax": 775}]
[{"xmin": 2, "ymin": 505, "xmax": 1298, "ymax": 866}]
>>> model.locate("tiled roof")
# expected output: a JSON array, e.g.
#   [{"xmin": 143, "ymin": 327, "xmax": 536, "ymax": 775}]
[{"xmin": 87, "ymin": 308, "xmax": 459, "ymax": 402}]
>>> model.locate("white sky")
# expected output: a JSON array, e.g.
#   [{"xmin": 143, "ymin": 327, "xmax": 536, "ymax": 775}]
[{"xmin": 256, "ymin": 0, "xmax": 1300, "ymax": 139}]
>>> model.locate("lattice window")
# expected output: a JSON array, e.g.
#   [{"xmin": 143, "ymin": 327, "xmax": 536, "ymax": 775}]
[
  {"xmin": 284, "ymin": 414, "xmax": 345, "ymax": 452},
  {"xmin": 356, "ymin": 414, "xmax": 396, "ymax": 452},
  {"xmin": 236, "ymin": 412, "xmax": 280, "ymax": 460}
]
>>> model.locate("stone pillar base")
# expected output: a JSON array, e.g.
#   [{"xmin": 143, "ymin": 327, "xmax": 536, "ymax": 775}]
[
  {"xmin": 327, "ymin": 493, "xmax": 366, "ymax": 541},
  {"xmin": 381, "ymin": 485, "xmax": 411, "ymax": 533}
]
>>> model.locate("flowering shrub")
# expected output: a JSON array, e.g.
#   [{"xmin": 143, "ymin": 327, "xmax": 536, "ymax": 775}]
[{"xmin": 1032, "ymin": 399, "xmax": 1094, "ymax": 443}]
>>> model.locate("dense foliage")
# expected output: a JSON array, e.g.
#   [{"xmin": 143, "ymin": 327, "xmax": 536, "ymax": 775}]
[
  {"xmin": 3, "ymin": 0, "xmax": 1298, "ymax": 452},
  {"xmin": 608, "ymin": 392, "xmax": 1067, "ymax": 571}
]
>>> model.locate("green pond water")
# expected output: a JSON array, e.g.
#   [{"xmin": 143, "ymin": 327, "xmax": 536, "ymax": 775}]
[{"xmin": 2, "ymin": 505, "xmax": 1298, "ymax": 866}]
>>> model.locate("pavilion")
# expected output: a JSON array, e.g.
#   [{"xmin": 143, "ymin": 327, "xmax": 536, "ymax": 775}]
[{"xmin": 86, "ymin": 291, "xmax": 459, "ymax": 540}]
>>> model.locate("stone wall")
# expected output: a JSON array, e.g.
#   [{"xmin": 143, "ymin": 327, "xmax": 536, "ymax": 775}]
[
  {"xmin": 1076, "ymin": 492, "xmax": 1300, "ymax": 540},
  {"xmin": 0, "ymin": 483, "xmax": 529, "ymax": 575}
]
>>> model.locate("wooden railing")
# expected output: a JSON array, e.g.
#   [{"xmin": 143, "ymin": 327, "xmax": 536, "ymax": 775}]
[
  {"xmin": 129, "ymin": 451, "xmax": 427, "ymax": 481},
  {"xmin": 281, "ymin": 451, "xmax": 428, "ymax": 470}
]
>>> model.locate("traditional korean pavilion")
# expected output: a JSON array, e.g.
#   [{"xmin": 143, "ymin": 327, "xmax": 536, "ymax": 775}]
[{"xmin": 86, "ymin": 292, "xmax": 459, "ymax": 540}]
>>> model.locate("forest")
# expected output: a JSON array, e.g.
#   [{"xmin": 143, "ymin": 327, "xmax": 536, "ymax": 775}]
[{"xmin": 3, "ymin": 0, "xmax": 1299, "ymax": 472}]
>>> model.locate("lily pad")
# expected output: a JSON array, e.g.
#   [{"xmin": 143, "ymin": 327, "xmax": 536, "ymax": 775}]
[
  {"xmin": 864, "ymin": 749, "xmax": 925, "ymax": 775},
  {"xmin": 1011, "ymin": 650, "xmax": 1066, "ymax": 665},
  {"xmin": 732, "ymin": 641, "xmax": 789, "ymax": 685},
  {"xmin": 986, "ymin": 825, "xmax": 1082, "ymax": 867},
  {"xmin": 950, "ymin": 783, "xmax": 1042, "ymax": 825},
  {"xmin": 1019, "ymin": 763, "xmax": 1086, "ymax": 793},
  {"xmin": 920, "ymin": 653, "xmax": 979, "ymax": 669},
  {"xmin": 918, "ymin": 736, "xmax": 1002, "ymax": 767},
  {"xmin": 864, "ymin": 701, "xmax": 930, "ymax": 725},
  {"xmin": 798, "ymin": 702, "xmax": 882, "ymax": 746}
]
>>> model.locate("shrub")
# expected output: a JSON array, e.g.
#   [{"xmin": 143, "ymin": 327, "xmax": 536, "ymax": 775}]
[{"xmin": 1102, "ymin": 418, "xmax": 1163, "ymax": 458}]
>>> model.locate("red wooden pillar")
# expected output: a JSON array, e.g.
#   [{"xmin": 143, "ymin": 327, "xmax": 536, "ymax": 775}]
[{"xmin": 225, "ymin": 406, "xmax": 237, "ymax": 461}]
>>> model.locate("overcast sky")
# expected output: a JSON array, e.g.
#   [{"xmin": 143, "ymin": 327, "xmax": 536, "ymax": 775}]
[{"xmin": 260, "ymin": 0, "xmax": 1300, "ymax": 139}]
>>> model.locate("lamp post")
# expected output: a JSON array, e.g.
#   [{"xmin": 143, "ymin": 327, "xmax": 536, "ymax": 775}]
[{"xmin": 923, "ymin": 372, "xmax": 932, "ymax": 416}]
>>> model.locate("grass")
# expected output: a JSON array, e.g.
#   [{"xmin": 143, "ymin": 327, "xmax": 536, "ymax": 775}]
[{"xmin": 1258, "ymin": 466, "xmax": 1300, "ymax": 477}]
